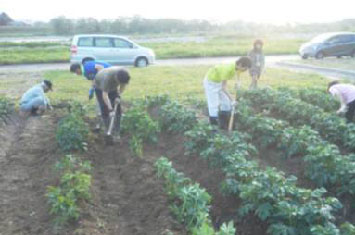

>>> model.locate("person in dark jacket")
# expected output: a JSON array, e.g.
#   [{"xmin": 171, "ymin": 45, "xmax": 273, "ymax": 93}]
[{"xmin": 248, "ymin": 39, "xmax": 265, "ymax": 89}]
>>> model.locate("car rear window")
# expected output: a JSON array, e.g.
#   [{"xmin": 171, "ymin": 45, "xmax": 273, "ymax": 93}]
[
  {"xmin": 95, "ymin": 37, "xmax": 113, "ymax": 47},
  {"xmin": 78, "ymin": 37, "xmax": 94, "ymax": 47}
]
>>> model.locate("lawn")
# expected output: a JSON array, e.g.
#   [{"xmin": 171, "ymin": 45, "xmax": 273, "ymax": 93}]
[
  {"xmin": 0, "ymin": 36, "xmax": 305, "ymax": 65},
  {"xmin": 287, "ymin": 57, "xmax": 355, "ymax": 71},
  {"xmin": 43, "ymin": 65, "xmax": 332, "ymax": 107}
]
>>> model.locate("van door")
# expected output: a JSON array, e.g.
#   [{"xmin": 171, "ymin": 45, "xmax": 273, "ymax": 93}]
[
  {"xmin": 93, "ymin": 37, "xmax": 114, "ymax": 63},
  {"xmin": 112, "ymin": 38, "xmax": 137, "ymax": 65}
]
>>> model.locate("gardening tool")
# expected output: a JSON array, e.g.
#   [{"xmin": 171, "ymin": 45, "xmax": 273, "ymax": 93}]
[
  {"xmin": 107, "ymin": 97, "xmax": 120, "ymax": 137},
  {"xmin": 228, "ymin": 77, "xmax": 241, "ymax": 132}
]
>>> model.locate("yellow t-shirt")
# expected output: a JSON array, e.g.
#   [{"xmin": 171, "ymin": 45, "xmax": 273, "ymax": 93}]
[{"xmin": 206, "ymin": 64, "xmax": 236, "ymax": 83}]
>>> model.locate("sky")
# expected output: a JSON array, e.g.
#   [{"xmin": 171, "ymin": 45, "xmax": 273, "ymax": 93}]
[{"xmin": 1, "ymin": 0, "xmax": 354, "ymax": 24}]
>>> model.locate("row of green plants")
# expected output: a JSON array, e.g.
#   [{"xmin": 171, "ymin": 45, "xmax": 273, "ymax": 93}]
[
  {"xmin": 148, "ymin": 97, "xmax": 355, "ymax": 234},
  {"xmin": 0, "ymin": 96, "xmax": 13, "ymax": 124},
  {"xmin": 240, "ymin": 88, "xmax": 355, "ymax": 151},
  {"xmin": 184, "ymin": 120, "xmax": 355, "ymax": 235},
  {"xmin": 49, "ymin": 102, "xmax": 93, "ymax": 229},
  {"xmin": 155, "ymin": 157, "xmax": 236, "ymax": 235},
  {"xmin": 278, "ymin": 87, "xmax": 339, "ymax": 113},
  {"xmin": 121, "ymin": 103, "xmax": 159, "ymax": 157},
  {"xmin": 235, "ymin": 100, "xmax": 355, "ymax": 197},
  {"xmin": 56, "ymin": 102, "xmax": 89, "ymax": 152},
  {"xmin": 46, "ymin": 155, "xmax": 92, "ymax": 226}
]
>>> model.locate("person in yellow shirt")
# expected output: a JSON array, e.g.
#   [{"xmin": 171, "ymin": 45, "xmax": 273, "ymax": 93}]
[{"xmin": 203, "ymin": 57, "xmax": 251, "ymax": 127}]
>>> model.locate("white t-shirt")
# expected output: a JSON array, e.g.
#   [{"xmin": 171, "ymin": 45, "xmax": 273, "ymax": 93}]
[{"xmin": 329, "ymin": 84, "xmax": 355, "ymax": 104}]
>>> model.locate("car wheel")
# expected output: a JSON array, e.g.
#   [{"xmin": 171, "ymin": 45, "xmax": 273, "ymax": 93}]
[
  {"xmin": 315, "ymin": 51, "xmax": 324, "ymax": 59},
  {"xmin": 135, "ymin": 57, "xmax": 148, "ymax": 68},
  {"xmin": 351, "ymin": 50, "xmax": 355, "ymax": 58},
  {"xmin": 337, "ymin": 56, "xmax": 342, "ymax": 59},
  {"xmin": 302, "ymin": 55, "xmax": 308, "ymax": 60}
]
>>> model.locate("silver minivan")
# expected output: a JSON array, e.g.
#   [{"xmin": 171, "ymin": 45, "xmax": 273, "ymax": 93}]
[{"xmin": 70, "ymin": 34, "xmax": 155, "ymax": 67}]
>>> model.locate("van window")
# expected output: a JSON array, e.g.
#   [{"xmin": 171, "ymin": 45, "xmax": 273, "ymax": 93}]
[
  {"xmin": 78, "ymin": 37, "xmax": 94, "ymax": 47},
  {"xmin": 95, "ymin": 37, "xmax": 113, "ymax": 48},
  {"xmin": 113, "ymin": 38, "xmax": 133, "ymax": 48}
]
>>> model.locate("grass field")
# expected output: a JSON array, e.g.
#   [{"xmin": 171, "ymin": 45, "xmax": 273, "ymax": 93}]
[
  {"xmin": 289, "ymin": 57, "xmax": 355, "ymax": 71},
  {"xmin": 42, "ymin": 66, "xmax": 332, "ymax": 105},
  {"xmin": 0, "ymin": 36, "xmax": 305, "ymax": 65}
]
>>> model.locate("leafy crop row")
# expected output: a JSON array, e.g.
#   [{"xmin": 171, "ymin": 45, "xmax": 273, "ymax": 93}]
[
  {"xmin": 240, "ymin": 88, "xmax": 355, "ymax": 151},
  {"xmin": 46, "ymin": 155, "xmax": 92, "ymax": 226},
  {"xmin": 121, "ymin": 104, "xmax": 159, "ymax": 157},
  {"xmin": 56, "ymin": 103, "xmax": 89, "ymax": 152},
  {"xmin": 277, "ymin": 87, "xmax": 339, "ymax": 113},
  {"xmin": 184, "ymin": 120, "xmax": 355, "ymax": 234},
  {"xmin": 155, "ymin": 157, "xmax": 236, "ymax": 235},
  {"xmin": 235, "ymin": 100, "xmax": 355, "ymax": 194}
]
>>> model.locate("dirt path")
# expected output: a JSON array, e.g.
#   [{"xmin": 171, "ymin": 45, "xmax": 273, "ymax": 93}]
[
  {"xmin": 87, "ymin": 137, "xmax": 186, "ymax": 235},
  {"xmin": 0, "ymin": 114, "xmax": 61, "ymax": 235}
]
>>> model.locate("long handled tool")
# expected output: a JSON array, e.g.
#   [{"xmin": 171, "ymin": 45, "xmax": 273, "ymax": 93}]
[
  {"xmin": 228, "ymin": 77, "xmax": 241, "ymax": 132},
  {"xmin": 107, "ymin": 97, "xmax": 120, "ymax": 137}
]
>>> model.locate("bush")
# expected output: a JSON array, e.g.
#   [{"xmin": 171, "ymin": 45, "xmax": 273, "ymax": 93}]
[{"xmin": 56, "ymin": 113, "xmax": 88, "ymax": 152}]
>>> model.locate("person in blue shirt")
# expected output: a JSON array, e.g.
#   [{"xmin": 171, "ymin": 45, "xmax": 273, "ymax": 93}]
[
  {"xmin": 19, "ymin": 80, "xmax": 53, "ymax": 117},
  {"xmin": 70, "ymin": 60, "xmax": 111, "ymax": 130}
]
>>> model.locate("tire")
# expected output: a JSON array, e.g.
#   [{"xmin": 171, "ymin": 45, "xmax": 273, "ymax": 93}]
[
  {"xmin": 302, "ymin": 55, "xmax": 308, "ymax": 60},
  {"xmin": 337, "ymin": 56, "xmax": 342, "ymax": 59},
  {"xmin": 351, "ymin": 50, "xmax": 355, "ymax": 58},
  {"xmin": 135, "ymin": 57, "xmax": 148, "ymax": 68},
  {"xmin": 82, "ymin": 58, "xmax": 94, "ymax": 64},
  {"xmin": 315, "ymin": 51, "xmax": 324, "ymax": 59}
]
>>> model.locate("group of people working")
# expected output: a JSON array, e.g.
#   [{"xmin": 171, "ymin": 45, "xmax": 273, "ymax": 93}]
[{"xmin": 18, "ymin": 39, "xmax": 355, "ymax": 142}]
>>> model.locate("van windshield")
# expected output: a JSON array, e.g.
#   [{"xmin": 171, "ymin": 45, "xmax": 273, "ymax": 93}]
[{"xmin": 310, "ymin": 34, "xmax": 333, "ymax": 43}]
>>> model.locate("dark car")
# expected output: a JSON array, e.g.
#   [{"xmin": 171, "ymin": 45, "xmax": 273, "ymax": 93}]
[{"xmin": 299, "ymin": 32, "xmax": 355, "ymax": 59}]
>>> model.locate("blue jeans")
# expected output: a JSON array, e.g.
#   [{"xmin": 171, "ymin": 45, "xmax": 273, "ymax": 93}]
[{"xmin": 20, "ymin": 97, "xmax": 45, "ymax": 112}]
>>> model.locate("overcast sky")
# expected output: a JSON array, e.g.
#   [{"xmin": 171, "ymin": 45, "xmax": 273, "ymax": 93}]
[{"xmin": 1, "ymin": 0, "xmax": 354, "ymax": 24}]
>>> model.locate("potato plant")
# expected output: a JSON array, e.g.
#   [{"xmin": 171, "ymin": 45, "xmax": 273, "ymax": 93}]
[
  {"xmin": 0, "ymin": 97, "xmax": 13, "ymax": 124},
  {"xmin": 46, "ymin": 155, "xmax": 92, "ymax": 226},
  {"xmin": 235, "ymin": 100, "xmax": 355, "ymax": 195},
  {"xmin": 56, "ymin": 112, "xmax": 89, "ymax": 152},
  {"xmin": 121, "ymin": 104, "xmax": 159, "ymax": 157},
  {"xmin": 183, "ymin": 118, "xmax": 350, "ymax": 234},
  {"xmin": 155, "ymin": 157, "xmax": 235, "ymax": 235},
  {"xmin": 158, "ymin": 100, "xmax": 197, "ymax": 133}
]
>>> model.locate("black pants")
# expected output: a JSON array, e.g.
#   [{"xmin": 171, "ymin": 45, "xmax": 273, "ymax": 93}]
[
  {"xmin": 346, "ymin": 100, "xmax": 355, "ymax": 123},
  {"xmin": 95, "ymin": 89, "xmax": 121, "ymax": 134}
]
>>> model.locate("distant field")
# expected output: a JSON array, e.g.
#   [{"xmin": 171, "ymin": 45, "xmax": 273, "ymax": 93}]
[
  {"xmin": 288, "ymin": 57, "xmax": 355, "ymax": 71},
  {"xmin": 0, "ymin": 35, "xmax": 305, "ymax": 65}
]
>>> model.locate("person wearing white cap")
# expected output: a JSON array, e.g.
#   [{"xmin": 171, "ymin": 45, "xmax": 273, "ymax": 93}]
[{"xmin": 19, "ymin": 80, "xmax": 53, "ymax": 117}]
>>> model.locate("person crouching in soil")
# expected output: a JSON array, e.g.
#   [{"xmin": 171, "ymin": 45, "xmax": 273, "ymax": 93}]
[
  {"xmin": 328, "ymin": 81, "xmax": 355, "ymax": 123},
  {"xmin": 94, "ymin": 66, "xmax": 130, "ymax": 143},
  {"xmin": 203, "ymin": 57, "xmax": 252, "ymax": 129},
  {"xmin": 248, "ymin": 39, "xmax": 265, "ymax": 89},
  {"xmin": 19, "ymin": 80, "xmax": 53, "ymax": 117}
]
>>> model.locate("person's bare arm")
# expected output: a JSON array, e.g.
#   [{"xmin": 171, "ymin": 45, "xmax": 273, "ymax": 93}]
[{"xmin": 102, "ymin": 91, "xmax": 113, "ymax": 111}]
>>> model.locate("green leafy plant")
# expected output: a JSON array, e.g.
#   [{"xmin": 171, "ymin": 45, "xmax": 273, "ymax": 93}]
[
  {"xmin": 56, "ymin": 113, "xmax": 88, "ymax": 152},
  {"xmin": 122, "ymin": 104, "xmax": 159, "ymax": 157},
  {"xmin": 155, "ymin": 157, "xmax": 235, "ymax": 234},
  {"xmin": 46, "ymin": 155, "xmax": 92, "ymax": 226},
  {"xmin": 0, "ymin": 96, "xmax": 13, "ymax": 124}
]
